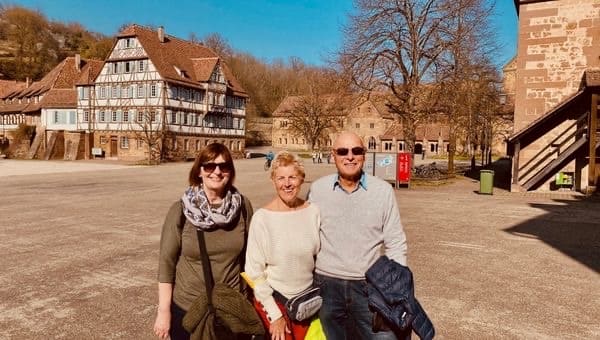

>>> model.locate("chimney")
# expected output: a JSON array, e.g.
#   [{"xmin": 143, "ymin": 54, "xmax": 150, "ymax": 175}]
[
  {"xmin": 75, "ymin": 54, "xmax": 81, "ymax": 72},
  {"xmin": 26, "ymin": 77, "xmax": 31, "ymax": 88},
  {"xmin": 158, "ymin": 26, "xmax": 165, "ymax": 43}
]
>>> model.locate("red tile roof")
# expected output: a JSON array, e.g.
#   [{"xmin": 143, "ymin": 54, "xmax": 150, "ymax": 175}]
[
  {"xmin": 381, "ymin": 121, "xmax": 449, "ymax": 140},
  {"xmin": 0, "ymin": 80, "xmax": 27, "ymax": 99},
  {"xmin": 0, "ymin": 56, "xmax": 102, "ymax": 113},
  {"xmin": 115, "ymin": 25, "xmax": 247, "ymax": 97},
  {"xmin": 76, "ymin": 59, "xmax": 105, "ymax": 85},
  {"xmin": 39, "ymin": 89, "xmax": 78, "ymax": 108}
]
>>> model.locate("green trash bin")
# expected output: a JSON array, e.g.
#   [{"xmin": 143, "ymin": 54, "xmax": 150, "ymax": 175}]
[{"xmin": 479, "ymin": 170, "xmax": 494, "ymax": 195}]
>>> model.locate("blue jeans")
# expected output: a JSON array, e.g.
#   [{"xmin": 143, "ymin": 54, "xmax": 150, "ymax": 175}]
[{"xmin": 314, "ymin": 274, "xmax": 397, "ymax": 340}]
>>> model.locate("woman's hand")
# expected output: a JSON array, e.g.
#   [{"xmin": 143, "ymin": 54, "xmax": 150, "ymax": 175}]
[
  {"xmin": 269, "ymin": 316, "xmax": 290, "ymax": 340},
  {"xmin": 153, "ymin": 308, "xmax": 171, "ymax": 339}
]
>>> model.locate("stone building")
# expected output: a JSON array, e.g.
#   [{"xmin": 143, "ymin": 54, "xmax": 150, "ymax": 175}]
[
  {"xmin": 507, "ymin": 0, "xmax": 600, "ymax": 193},
  {"xmin": 0, "ymin": 57, "xmax": 102, "ymax": 159},
  {"xmin": 271, "ymin": 94, "xmax": 397, "ymax": 151},
  {"xmin": 272, "ymin": 93, "xmax": 467, "ymax": 157}
]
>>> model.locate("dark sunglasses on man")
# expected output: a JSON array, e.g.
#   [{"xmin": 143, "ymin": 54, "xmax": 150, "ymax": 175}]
[
  {"xmin": 334, "ymin": 147, "xmax": 366, "ymax": 156},
  {"xmin": 201, "ymin": 162, "xmax": 233, "ymax": 172}
]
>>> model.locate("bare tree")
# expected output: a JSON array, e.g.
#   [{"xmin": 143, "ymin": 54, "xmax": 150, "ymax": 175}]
[
  {"xmin": 339, "ymin": 0, "xmax": 501, "ymax": 169},
  {"xmin": 202, "ymin": 32, "xmax": 234, "ymax": 60},
  {"xmin": 132, "ymin": 111, "xmax": 164, "ymax": 164},
  {"xmin": 339, "ymin": 0, "xmax": 461, "ymax": 157},
  {"xmin": 285, "ymin": 90, "xmax": 347, "ymax": 150},
  {"xmin": 433, "ymin": 0, "xmax": 500, "ymax": 173}
]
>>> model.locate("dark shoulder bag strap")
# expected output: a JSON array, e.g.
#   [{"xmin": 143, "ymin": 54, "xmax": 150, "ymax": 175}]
[{"xmin": 195, "ymin": 229, "xmax": 215, "ymax": 313}]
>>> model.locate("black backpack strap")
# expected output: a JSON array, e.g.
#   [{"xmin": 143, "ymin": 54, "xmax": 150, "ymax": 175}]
[{"xmin": 195, "ymin": 229, "xmax": 216, "ymax": 313}]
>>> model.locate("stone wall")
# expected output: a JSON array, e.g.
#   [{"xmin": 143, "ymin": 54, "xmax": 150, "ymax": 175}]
[
  {"xmin": 513, "ymin": 0, "xmax": 600, "ymax": 190},
  {"xmin": 514, "ymin": 0, "xmax": 600, "ymax": 132}
]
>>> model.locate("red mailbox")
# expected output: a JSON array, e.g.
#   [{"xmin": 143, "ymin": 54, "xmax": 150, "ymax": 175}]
[{"xmin": 397, "ymin": 152, "xmax": 412, "ymax": 184}]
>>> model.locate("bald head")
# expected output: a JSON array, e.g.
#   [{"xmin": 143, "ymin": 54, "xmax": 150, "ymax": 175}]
[
  {"xmin": 332, "ymin": 131, "xmax": 365, "ymax": 183},
  {"xmin": 333, "ymin": 132, "xmax": 364, "ymax": 149}
]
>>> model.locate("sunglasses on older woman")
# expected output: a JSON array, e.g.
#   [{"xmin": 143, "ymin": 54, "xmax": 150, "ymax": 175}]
[
  {"xmin": 201, "ymin": 162, "xmax": 233, "ymax": 173},
  {"xmin": 334, "ymin": 147, "xmax": 366, "ymax": 156}
]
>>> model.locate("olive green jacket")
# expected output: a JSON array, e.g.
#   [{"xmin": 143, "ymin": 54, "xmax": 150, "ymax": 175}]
[{"xmin": 158, "ymin": 195, "xmax": 253, "ymax": 310}]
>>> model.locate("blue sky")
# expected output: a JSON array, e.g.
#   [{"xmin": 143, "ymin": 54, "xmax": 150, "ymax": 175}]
[{"xmin": 6, "ymin": 0, "xmax": 518, "ymax": 68}]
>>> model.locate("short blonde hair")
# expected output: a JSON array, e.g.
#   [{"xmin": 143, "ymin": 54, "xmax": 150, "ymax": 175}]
[{"xmin": 270, "ymin": 151, "xmax": 305, "ymax": 179}]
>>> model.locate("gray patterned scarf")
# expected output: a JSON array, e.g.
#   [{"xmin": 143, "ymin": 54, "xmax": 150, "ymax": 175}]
[{"xmin": 181, "ymin": 186, "xmax": 242, "ymax": 231}]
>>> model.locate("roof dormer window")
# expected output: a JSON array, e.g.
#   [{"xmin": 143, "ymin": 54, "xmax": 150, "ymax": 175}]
[{"xmin": 174, "ymin": 66, "xmax": 188, "ymax": 78}]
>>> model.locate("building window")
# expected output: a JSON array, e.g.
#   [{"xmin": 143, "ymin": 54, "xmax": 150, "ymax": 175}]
[
  {"xmin": 368, "ymin": 136, "xmax": 376, "ymax": 150},
  {"xmin": 99, "ymin": 111, "xmax": 106, "ymax": 122},
  {"xmin": 112, "ymin": 86, "xmax": 118, "ymax": 98},
  {"xmin": 137, "ymin": 111, "xmax": 144, "ymax": 122},
  {"xmin": 112, "ymin": 63, "xmax": 118, "ymax": 74},
  {"xmin": 151, "ymin": 111, "xmax": 157, "ymax": 122},
  {"xmin": 430, "ymin": 143, "xmax": 436, "ymax": 152},
  {"xmin": 370, "ymin": 123, "xmax": 375, "ymax": 129},
  {"xmin": 99, "ymin": 86, "xmax": 106, "ymax": 99},
  {"xmin": 123, "ymin": 111, "xmax": 129, "ymax": 122},
  {"xmin": 138, "ymin": 60, "xmax": 145, "ymax": 72},
  {"xmin": 125, "ymin": 61, "xmax": 132, "ymax": 73},
  {"xmin": 100, "ymin": 136, "xmax": 107, "ymax": 144},
  {"xmin": 355, "ymin": 123, "xmax": 360, "ymax": 128},
  {"xmin": 137, "ymin": 138, "xmax": 144, "ymax": 148},
  {"xmin": 137, "ymin": 84, "xmax": 144, "ymax": 97},
  {"xmin": 112, "ymin": 111, "xmax": 118, "ymax": 122},
  {"xmin": 79, "ymin": 87, "xmax": 89, "ymax": 99},
  {"xmin": 120, "ymin": 136, "xmax": 129, "ymax": 149},
  {"xmin": 150, "ymin": 84, "xmax": 157, "ymax": 97},
  {"xmin": 83, "ymin": 111, "xmax": 89, "ymax": 122},
  {"xmin": 53, "ymin": 111, "xmax": 60, "ymax": 124}
]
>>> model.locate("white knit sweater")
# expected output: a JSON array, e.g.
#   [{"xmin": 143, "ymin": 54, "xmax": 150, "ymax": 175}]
[{"xmin": 244, "ymin": 203, "xmax": 320, "ymax": 322}]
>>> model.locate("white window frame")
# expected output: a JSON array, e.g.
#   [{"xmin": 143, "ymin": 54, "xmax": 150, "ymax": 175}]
[{"xmin": 120, "ymin": 136, "xmax": 129, "ymax": 149}]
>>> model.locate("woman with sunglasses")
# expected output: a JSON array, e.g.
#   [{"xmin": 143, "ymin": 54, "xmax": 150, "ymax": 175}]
[
  {"xmin": 154, "ymin": 143, "xmax": 254, "ymax": 340},
  {"xmin": 244, "ymin": 151, "xmax": 321, "ymax": 340}
]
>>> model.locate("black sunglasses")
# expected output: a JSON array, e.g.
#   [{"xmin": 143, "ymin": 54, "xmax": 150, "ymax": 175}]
[
  {"xmin": 334, "ymin": 147, "xmax": 366, "ymax": 156},
  {"xmin": 201, "ymin": 162, "xmax": 233, "ymax": 172}
]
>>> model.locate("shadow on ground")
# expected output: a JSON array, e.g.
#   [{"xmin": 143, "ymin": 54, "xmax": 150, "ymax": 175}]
[
  {"xmin": 464, "ymin": 157, "xmax": 512, "ymax": 191},
  {"xmin": 504, "ymin": 197, "xmax": 600, "ymax": 273}
]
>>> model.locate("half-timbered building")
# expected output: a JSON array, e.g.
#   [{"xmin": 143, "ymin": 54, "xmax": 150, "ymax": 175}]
[{"xmin": 83, "ymin": 25, "xmax": 248, "ymax": 161}]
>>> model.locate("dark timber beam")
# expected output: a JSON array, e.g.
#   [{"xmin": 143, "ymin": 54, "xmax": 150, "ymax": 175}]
[{"xmin": 589, "ymin": 93, "xmax": 598, "ymax": 191}]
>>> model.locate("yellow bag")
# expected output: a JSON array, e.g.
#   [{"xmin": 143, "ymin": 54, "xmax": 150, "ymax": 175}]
[{"xmin": 305, "ymin": 318, "xmax": 326, "ymax": 340}]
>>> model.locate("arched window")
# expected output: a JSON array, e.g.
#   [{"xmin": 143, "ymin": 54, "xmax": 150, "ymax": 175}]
[{"xmin": 368, "ymin": 136, "xmax": 376, "ymax": 150}]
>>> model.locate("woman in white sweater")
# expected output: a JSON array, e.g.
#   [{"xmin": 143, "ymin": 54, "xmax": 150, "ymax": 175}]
[{"xmin": 245, "ymin": 151, "xmax": 320, "ymax": 340}]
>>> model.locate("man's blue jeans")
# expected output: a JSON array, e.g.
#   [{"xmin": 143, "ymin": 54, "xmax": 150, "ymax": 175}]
[{"xmin": 315, "ymin": 273, "xmax": 397, "ymax": 340}]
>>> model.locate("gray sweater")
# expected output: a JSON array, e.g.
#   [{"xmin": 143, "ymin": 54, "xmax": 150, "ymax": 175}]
[{"xmin": 308, "ymin": 173, "xmax": 407, "ymax": 280}]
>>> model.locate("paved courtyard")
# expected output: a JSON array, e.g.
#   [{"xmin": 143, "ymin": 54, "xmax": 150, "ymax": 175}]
[{"xmin": 0, "ymin": 158, "xmax": 598, "ymax": 339}]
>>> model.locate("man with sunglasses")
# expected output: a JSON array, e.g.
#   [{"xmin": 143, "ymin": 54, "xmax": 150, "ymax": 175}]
[{"xmin": 308, "ymin": 131, "xmax": 408, "ymax": 340}]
